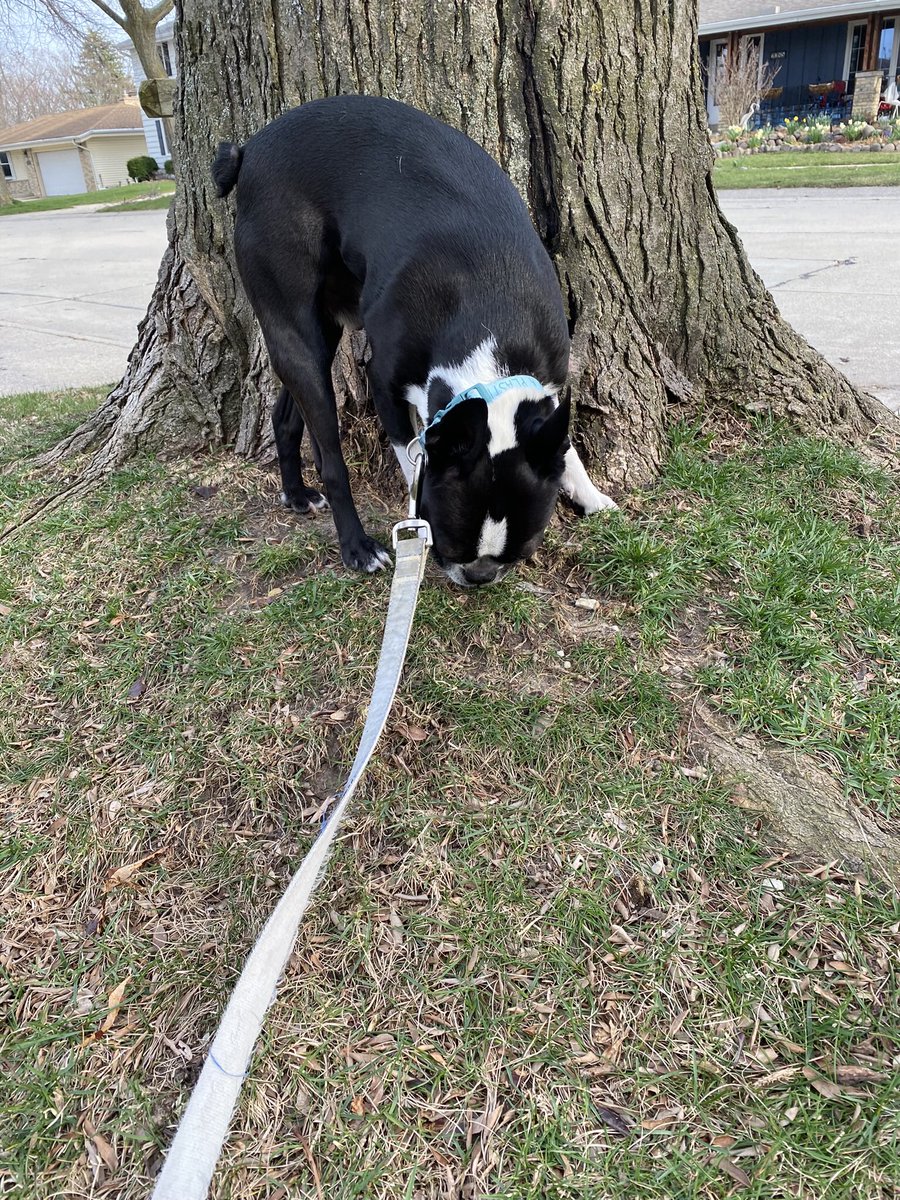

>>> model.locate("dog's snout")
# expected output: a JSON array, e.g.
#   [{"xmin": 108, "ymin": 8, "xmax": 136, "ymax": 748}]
[{"xmin": 463, "ymin": 559, "xmax": 501, "ymax": 586}]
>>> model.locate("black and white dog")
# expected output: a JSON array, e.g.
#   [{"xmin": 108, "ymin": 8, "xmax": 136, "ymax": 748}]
[{"xmin": 213, "ymin": 95, "xmax": 615, "ymax": 586}]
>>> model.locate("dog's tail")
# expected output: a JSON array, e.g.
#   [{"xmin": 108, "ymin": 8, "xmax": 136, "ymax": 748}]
[{"xmin": 212, "ymin": 140, "xmax": 243, "ymax": 198}]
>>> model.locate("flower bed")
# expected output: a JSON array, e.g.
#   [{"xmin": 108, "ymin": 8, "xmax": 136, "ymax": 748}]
[{"xmin": 711, "ymin": 117, "xmax": 900, "ymax": 156}]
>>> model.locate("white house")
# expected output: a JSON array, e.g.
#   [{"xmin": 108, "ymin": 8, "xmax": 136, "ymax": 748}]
[
  {"xmin": 120, "ymin": 18, "xmax": 177, "ymax": 163},
  {"xmin": 0, "ymin": 98, "xmax": 148, "ymax": 198}
]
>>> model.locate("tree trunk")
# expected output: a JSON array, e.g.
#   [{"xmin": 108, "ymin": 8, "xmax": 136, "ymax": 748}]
[
  {"xmin": 40, "ymin": 0, "xmax": 896, "ymax": 486},
  {"xmin": 112, "ymin": 0, "xmax": 178, "ymax": 165}
]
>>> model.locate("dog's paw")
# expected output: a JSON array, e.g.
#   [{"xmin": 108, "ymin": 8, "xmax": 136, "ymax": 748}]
[
  {"xmin": 341, "ymin": 534, "xmax": 393, "ymax": 574},
  {"xmin": 572, "ymin": 484, "xmax": 618, "ymax": 516},
  {"xmin": 280, "ymin": 488, "xmax": 330, "ymax": 514}
]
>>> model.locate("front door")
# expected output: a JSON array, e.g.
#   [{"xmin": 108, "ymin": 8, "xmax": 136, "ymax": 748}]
[{"xmin": 707, "ymin": 38, "xmax": 728, "ymax": 126}]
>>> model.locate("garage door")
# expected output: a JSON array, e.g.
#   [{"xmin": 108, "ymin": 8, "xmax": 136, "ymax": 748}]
[{"xmin": 37, "ymin": 149, "xmax": 86, "ymax": 197}]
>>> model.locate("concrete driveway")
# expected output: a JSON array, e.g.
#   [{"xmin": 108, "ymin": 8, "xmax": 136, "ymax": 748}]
[
  {"xmin": 719, "ymin": 187, "xmax": 900, "ymax": 414},
  {"xmin": 0, "ymin": 207, "xmax": 168, "ymax": 397},
  {"xmin": 0, "ymin": 191, "xmax": 897, "ymax": 414}
]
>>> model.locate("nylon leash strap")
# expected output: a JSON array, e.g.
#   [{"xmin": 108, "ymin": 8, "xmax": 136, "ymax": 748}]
[{"xmin": 151, "ymin": 505, "xmax": 432, "ymax": 1200}]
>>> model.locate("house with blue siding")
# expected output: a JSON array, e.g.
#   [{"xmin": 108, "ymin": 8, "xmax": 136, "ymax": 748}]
[
  {"xmin": 119, "ymin": 19, "xmax": 176, "ymax": 164},
  {"xmin": 699, "ymin": 0, "xmax": 900, "ymax": 125}
]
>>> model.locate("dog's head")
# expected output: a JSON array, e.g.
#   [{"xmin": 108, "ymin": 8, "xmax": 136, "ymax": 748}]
[{"xmin": 419, "ymin": 393, "xmax": 570, "ymax": 587}]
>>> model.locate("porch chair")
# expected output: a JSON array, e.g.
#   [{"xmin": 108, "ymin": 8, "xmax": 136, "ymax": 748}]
[{"xmin": 880, "ymin": 80, "xmax": 900, "ymax": 118}]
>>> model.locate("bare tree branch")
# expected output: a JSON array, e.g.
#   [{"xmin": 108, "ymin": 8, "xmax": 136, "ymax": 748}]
[
  {"xmin": 86, "ymin": 0, "xmax": 129, "ymax": 32},
  {"xmin": 146, "ymin": 0, "xmax": 174, "ymax": 24}
]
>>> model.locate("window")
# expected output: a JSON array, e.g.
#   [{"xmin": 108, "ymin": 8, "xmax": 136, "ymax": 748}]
[
  {"xmin": 159, "ymin": 40, "xmax": 173, "ymax": 77},
  {"xmin": 845, "ymin": 20, "xmax": 867, "ymax": 93},
  {"xmin": 155, "ymin": 120, "xmax": 167, "ymax": 157},
  {"xmin": 878, "ymin": 19, "xmax": 897, "ymax": 86},
  {"xmin": 0, "ymin": 151, "xmax": 13, "ymax": 180}
]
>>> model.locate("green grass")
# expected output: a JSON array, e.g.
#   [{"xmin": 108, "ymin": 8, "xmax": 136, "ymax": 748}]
[
  {"xmin": 714, "ymin": 149, "xmax": 900, "ymax": 189},
  {"xmin": 0, "ymin": 181, "xmax": 175, "ymax": 216},
  {"xmin": 580, "ymin": 423, "xmax": 900, "ymax": 822},
  {"xmin": 2, "ymin": 391, "xmax": 898, "ymax": 1199},
  {"xmin": 100, "ymin": 194, "xmax": 174, "ymax": 213},
  {"xmin": 0, "ymin": 384, "xmax": 109, "ymax": 461}
]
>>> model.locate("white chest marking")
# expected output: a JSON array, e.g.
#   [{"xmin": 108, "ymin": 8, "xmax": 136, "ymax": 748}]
[{"xmin": 477, "ymin": 515, "xmax": 508, "ymax": 559}]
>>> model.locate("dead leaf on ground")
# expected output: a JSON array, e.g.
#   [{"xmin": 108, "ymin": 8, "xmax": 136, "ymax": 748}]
[
  {"xmin": 398, "ymin": 722, "xmax": 429, "ymax": 742},
  {"xmin": 718, "ymin": 1157, "xmax": 752, "ymax": 1188},
  {"xmin": 595, "ymin": 1105, "xmax": 633, "ymax": 1136},
  {"xmin": 84, "ymin": 977, "xmax": 130, "ymax": 1043},
  {"xmin": 802, "ymin": 1066, "xmax": 842, "ymax": 1099},
  {"xmin": 126, "ymin": 678, "xmax": 146, "ymax": 701},
  {"xmin": 91, "ymin": 1130, "xmax": 117, "ymax": 1172},
  {"xmin": 641, "ymin": 1112, "xmax": 680, "ymax": 1130},
  {"xmin": 102, "ymin": 848, "xmax": 166, "ymax": 892}
]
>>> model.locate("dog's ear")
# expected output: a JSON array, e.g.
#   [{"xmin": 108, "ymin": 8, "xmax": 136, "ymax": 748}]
[
  {"xmin": 524, "ymin": 394, "xmax": 570, "ymax": 476},
  {"xmin": 424, "ymin": 398, "xmax": 489, "ymax": 466}
]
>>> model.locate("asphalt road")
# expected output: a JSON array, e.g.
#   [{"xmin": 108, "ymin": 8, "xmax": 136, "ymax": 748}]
[
  {"xmin": 0, "ymin": 207, "xmax": 169, "ymax": 398},
  {"xmin": 0, "ymin": 190, "xmax": 898, "ymax": 414},
  {"xmin": 718, "ymin": 187, "xmax": 900, "ymax": 414}
]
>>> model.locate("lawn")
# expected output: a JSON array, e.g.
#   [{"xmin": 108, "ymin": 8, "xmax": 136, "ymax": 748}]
[
  {"xmin": 714, "ymin": 150, "xmax": 900, "ymax": 189},
  {"xmin": 2, "ymin": 389, "xmax": 898, "ymax": 1199},
  {"xmin": 0, "ymin": 182, "xmax": 175, "ymax": 216},
  {"xmin": 99, "ymin": 194, "xmax": 174, "ymax": 212}
]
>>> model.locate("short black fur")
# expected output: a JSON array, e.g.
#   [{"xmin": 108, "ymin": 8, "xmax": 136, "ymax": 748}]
[{"xmin": 215, "ymin": 95, "xmax": 573, "ymax": 580}]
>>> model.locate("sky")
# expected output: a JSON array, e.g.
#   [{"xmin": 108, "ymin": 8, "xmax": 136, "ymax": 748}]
[{"xmin": 1, "ymin": 0, "xmax": 127, "ymax": 55}]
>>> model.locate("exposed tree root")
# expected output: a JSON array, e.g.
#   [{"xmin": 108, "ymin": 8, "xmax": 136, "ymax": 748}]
[
  {"xmin": 0, "ymin": 475, "xmax": 100, "ymax": 544},
  {"xmin": 690, "ymin": 701, "xmax": 900, "ymax": 886}
]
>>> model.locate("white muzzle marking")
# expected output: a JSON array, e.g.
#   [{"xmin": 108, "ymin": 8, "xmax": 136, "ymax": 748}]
[{"xmin": 477, "ymin": 515, "xmax": 507, "ymax": 559}]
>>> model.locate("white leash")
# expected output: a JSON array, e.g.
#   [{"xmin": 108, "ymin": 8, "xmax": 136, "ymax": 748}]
[{"xmin": 152, "ymin": 480, "xmax": 431, "ymax": 1199}]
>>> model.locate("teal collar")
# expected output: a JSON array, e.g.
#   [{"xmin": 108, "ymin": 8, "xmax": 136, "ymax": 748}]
[{"xmin": 419, "ymin": 374, "xmax": 543, "ymax": 448}]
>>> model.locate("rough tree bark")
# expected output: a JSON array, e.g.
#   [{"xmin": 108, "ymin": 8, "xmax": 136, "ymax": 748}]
[{"xmin": 38, "ymin": 0, "xmax": 897, "ymax": 487}]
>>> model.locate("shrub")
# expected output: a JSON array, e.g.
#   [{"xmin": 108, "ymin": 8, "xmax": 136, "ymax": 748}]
[
  {"xmin": 715, "ymin": 39, "xmax": 780, "ymax": 128},
  {"xmin": 127, "ymin": 155, "xmax": 159, "ymax": 182},
  {"xmin": 164, "ymin": 159, "xmax": 174, "ymax": 174}
]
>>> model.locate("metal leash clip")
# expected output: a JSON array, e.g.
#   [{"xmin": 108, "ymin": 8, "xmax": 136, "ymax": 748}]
[{"xmin": 392, "ymin": 517, "xmax": 433, "ymax": 548}]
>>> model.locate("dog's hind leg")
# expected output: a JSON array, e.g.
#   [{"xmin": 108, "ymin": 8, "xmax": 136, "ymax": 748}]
[
  {"xmin": 267, "ymin": 316, "xmax": 392, "ymax": 574},
  {"xmin": 560, "ymin": 446, "xmax": 618, "ymax": 514},
  {"xmin": 272, "ymin": 385, "xmax": 329, "ymax": 514}
]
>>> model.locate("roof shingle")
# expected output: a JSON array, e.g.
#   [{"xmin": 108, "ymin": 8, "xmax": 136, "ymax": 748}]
[
  {"xmin": 700, "ymin": 0, "xmax": 890, "ymax": 27},
  {"xmin": 0, "ymin": 98, "xmax": 143, "ymax": 150}
]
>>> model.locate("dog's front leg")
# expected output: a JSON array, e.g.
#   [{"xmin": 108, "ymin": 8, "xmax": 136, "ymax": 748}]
[{"xmin": 561, "ymin": 446, "xmax": 618, "ymax": 514}]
